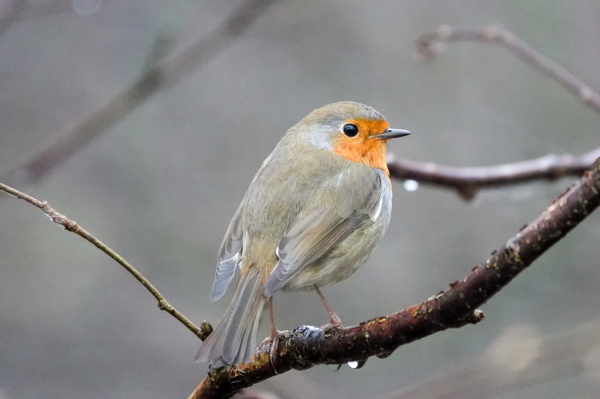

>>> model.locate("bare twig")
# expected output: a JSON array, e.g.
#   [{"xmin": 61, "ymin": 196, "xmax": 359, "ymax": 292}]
[
  {"xmin": 387, "ymin": 147, "xmax": 600, "ymax": 200},
  {"xmin": 0, "ymin": 0, "xmax": 279, "ymax": 187},
  {"xmin": 0, "ymin": 181, "xmax": 212, "ymax": 341},
  {"xmin": 416, "ymin": 26, "xmax": 600, "ymax": 114},
  {"xmin": 189, "ymin": 159, "xmax": 600, "ymax": 398},
  {"xmin": 394, "ymin": 25, "xmax": 600, "ymax": 199}
]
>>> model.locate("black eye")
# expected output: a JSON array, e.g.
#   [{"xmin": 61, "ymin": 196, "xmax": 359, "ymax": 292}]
[{"xmin": 342, "ymin": 124, "xmax": 359, "ymax": 137}]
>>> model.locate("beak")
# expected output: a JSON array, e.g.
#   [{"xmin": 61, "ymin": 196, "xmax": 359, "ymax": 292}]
[{"xmin": 370, "ymin": 128, "xmax": 411, "ymax": 140}]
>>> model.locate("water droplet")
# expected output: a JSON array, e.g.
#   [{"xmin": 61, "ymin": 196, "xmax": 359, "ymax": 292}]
[
  {"xmin": 72, "ymin": 0, "xmax": 102, "ymax": 16},
  {"xmin": 403, "ymin": 179, "xmax": 419, "ymax": 192},
  {"xmin": 348, "ymin": 361, "xmax": 359, "ymax": 369}
]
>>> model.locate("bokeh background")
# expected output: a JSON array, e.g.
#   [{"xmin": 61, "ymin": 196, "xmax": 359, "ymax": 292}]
[{"xmin": 1, "ymin": 1, "xmax": 600, "ymax": 398}]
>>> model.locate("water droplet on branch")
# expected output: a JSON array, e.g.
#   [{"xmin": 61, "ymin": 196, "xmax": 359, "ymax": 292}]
[{"xmin": 403, "ymin": 179, "xmax": 419, "ymax": 192}]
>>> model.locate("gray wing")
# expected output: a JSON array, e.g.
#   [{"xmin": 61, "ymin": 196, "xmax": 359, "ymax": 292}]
[
  {"xmin": 264, "ymin": 176, "xmax": 383, "ymax": 297},
  {"xmin": 210, "ymin": 209, "xmax": 244, "ymax": 302}
]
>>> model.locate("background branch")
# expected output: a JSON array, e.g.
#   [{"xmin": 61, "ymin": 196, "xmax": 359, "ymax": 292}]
[
  {"xmin": 416, "ymin": 25, "xmax": 600, "ymax": 114},
  {"xmin": 189, "ymin": 159, "xmax": 600, "ymax": 398},
  {"xmin": 0, "ymin": 181, "xmax": 212, "ymax": 340},
  {"xmin": 4, "ymin": 19, "xmax": 595, "ymax": 206},
  {"xmin": 384, "ymin": 25, "xmax": 600, "ymax": 200},
  {"xmin": 387, "ymin": 147, "xmax": 600, "ymax": 200},
  {"xmin": 0, "ymin": 0, "xmax": 278, "ymax": 188}
]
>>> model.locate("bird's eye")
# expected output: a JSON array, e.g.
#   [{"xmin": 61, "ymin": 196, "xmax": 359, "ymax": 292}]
[{"xmin": 342, "ymin": 124, "xmax": 359, "ymax": 137}]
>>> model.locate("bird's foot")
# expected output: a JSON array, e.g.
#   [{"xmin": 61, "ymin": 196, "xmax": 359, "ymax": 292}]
[
  {"xmin": 328, "ymin": 312, "xmax": 343, "ymax": 329},
  {"xmin": 269, "ymin": 329, "xmax": 283, "ymax": 374},
  {"xmin": 314, "ymin": 285, "xmax": 343, "ymax": 329}
]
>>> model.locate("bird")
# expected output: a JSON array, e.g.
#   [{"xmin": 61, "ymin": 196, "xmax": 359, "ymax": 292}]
[{"xmin": 195, "ymin": 101, "xmax": 410, "ymax": 367}]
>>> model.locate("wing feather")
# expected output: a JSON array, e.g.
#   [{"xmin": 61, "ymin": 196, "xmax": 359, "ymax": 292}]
[
  {"xmin": 264, "ymin": 175, "xmax": 383, "ymax": 297},
  {"xmin": 210, "ymin": 209, "xmax": 244, "ymax": 302}
]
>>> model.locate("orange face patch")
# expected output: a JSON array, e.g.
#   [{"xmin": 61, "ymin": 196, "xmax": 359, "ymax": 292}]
[{"xmin": 332, "ymin": 118, "xmax": 391, "ymax": 175}]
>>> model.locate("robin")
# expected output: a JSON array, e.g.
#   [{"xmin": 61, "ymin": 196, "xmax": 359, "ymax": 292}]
[{"xmin": 195, "ymin": 101, "xmax": 410, "ymax": 367}]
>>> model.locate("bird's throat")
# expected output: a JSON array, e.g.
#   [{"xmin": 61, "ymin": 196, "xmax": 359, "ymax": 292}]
[{"xmin": 332, "ymin": 136, "xmax": 389, "ymax": 177}]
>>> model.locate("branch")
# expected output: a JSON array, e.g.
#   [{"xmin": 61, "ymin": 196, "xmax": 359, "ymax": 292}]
[
  {"xmin": 189, "ymin": 158, "xmax": 600, "ymax": 399},
  {"xmin": 387, "ymin": 147, "xmax": 600, "ymax": 200},
  {"xmin": 416, "ymin": 26, "xmax": 600, "ymax": 114},
  {"xmin": 0, "ymin": 181, "xmax": 213, "ymax": 341},
  {"xmin": 399, "ymin": 25, "xmax": 600, "ymax": 199},
  {"xmin": 0, "ymin": 0, "xmax": 279, "ymax": 188}
]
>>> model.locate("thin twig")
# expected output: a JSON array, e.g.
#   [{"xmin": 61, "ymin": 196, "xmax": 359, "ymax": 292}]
[
  {"xmin": 416, "ymin": 25, "xmax": 600, "ymax": 114},
  {"xmin": 0, "ymin": 0, "xmax": 279, "ymax": 188},
  {"xmin": 387, "ymin": 147, "xmax": 600, "ymax": 200},
  {"xmin": 0, "ymin": 181, "xmax": 212, "ymax": 341},
  {"xmin": 189, "ymin": 158, "xmax": 600, "ymax": 398}
]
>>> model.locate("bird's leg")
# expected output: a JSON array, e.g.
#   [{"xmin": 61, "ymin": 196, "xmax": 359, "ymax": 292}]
[
  {"xmin": 314, "ymin": 285, "xmax": 343, "ymax": 328},
  {"xmin": 269, "ymin": 296, "xmax": 279, "ymax": 374}
]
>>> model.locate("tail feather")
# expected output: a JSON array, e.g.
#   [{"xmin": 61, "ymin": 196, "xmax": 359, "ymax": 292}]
[
  {"xmin": 236, "ymin": 303, "xmax": 262, "ymax": 365},
  {"xmin": 195, "ymin": 268, "xmax": 266, "ymax": 367}
]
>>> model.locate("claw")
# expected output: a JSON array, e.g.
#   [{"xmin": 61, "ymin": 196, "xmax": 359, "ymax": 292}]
[
  {"xmin": 269, "ymin": 331, "xmax": 280, "ymax": 374},
  {"xmin": 314, "ymin": 285, "xmax": 343, "ymax": 328},
  {"xmin": 329, "ymin": 313, "xmax": 343, "ymax": 329}
]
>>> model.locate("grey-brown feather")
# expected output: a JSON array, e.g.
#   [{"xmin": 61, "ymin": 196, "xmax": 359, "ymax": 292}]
[
  {"xmin": 210, "ymin": 208, "xmax": 244, "ymax": 302},
  {"xmin": 196, "ymin": 268, "xmax": 265, "ymax": 366},
  {"xmin": 239, "ymin": 109, "xmax": 392, "ymax": 292},
  {"xmin": 264, "ymin": 176, "xmax": 384, "ymax": 296}
]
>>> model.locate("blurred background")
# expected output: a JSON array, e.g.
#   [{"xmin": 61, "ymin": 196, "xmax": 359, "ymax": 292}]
[{"xmin": 1, "ymin": 1, "xmax": 599, "ymax": 398}]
